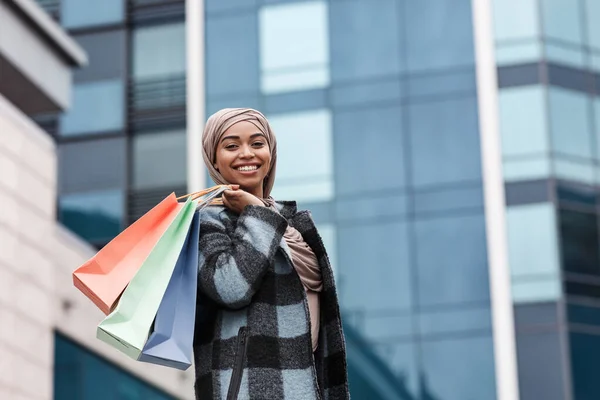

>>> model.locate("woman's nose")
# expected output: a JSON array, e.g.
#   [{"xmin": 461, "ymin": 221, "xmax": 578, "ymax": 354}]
[{"xmin": 239, "ymin": 146, "xmax": 254, "ymax": 158}]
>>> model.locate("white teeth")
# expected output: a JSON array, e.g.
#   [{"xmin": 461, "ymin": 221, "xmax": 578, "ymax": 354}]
[{"xmin": 237, "ymin": 165, "xmax": 258, "ymax": 171}]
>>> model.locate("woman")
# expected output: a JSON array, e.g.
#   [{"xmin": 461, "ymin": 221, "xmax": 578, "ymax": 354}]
[{"xmin": 194, "ymin": 108, "xmax": 349, "ymax": 400}]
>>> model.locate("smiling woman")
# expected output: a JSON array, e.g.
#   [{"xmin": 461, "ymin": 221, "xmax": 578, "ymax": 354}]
[{"xmin": 194, "ymin": 108, "xmax": 349, "ymax": 400}]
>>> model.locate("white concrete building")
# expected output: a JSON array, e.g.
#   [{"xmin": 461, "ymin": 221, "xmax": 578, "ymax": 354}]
[{"xmin": 0, "ymin": 0, "xmax": 194, "ymax": 398}]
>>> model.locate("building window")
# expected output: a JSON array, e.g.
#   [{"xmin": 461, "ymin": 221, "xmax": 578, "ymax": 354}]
[
  {"xmin": 59, "ymin": 80, "xmax": 125, "ymax": 137},
  {"xmin": 404, "ymin": 0, "xmax": 475, "ymax": 72},
  {"xmin": 329, "ymin": 0, "xmax": 403, "ymax": 83},
  {"xmin": 132, "ymin": 23, "xmax": 186, "ymax": 111},
  {"xmin": 58, "ymin": 138, "xmax": 126, "ymax": 193},
  {"xmin": 408, "ymin": 96, "xmax": 481, "ymax": 187},
  {"xmin": 132, "ymin": 130, "xmax": 187, "ymax": 191},
  {"xmin": 507, "ymin": 204, "xmax": 562, "ymax": 303},
  {"xmin": 259, "ymin": 1, "xmax": 330, "ymax": 94},
  {"xmin": 415, "ymin": 213, "xmax": 489, "ymax": 307},
  {"xmin": 54, "ymin": 333, "xmax": 175, "ymax": 399},
  {"xmin": 73, "ymin": 30, "xmax": 126, "ymax": 83},
  {"xmin": 133, "ymin": 23, "xmax": 186, "ymax": 82},
  {"xmin": 59, "ymin": 190, "xmax": 123, "ymax": 244},
  {"xmin": 61, "ymin": 0, "xmax": 124, "ymax": 29},
  {"xmin": 333, "ymin": 105, "xmax": 405, "ymax": 196},
  {"xmin": 268, "ymin": 109, "xmax": 334, "ymax": 202},
  {"xmin": 559, "ymin": 208, "xmax": 600, "ymax": 277}
]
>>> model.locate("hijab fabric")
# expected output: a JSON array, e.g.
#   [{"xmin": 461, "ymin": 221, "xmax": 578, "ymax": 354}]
[{"xmin": 202, "ymin": 108, "xmax": 277, "ymax": 198}]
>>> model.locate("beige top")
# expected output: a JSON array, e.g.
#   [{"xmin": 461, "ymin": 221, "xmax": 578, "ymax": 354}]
[{"xmin": 263, "ymin": 201, "xmax": 322, "ymax": 352}]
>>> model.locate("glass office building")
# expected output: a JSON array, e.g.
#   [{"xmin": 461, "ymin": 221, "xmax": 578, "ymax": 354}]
[{"xmin": 34, "ymin": 0, "xmax": 600, "ymax": 398}]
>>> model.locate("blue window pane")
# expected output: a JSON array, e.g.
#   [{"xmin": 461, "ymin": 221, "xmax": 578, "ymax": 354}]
[
  {"xmin": 60, "ymin": 80, "xmax": 124, "ymax": 136},
  {"xmin": 334, "ymin": 105, "xmax": 406, "ymax": 196},
  {"xmin": 61, "ymin": 0, "xmax": 123, "ymax": 29},
  {"xmin": 54, "ymin": 333, "xmax": 175, "ymax": 399},
  {"xmin": 418, "ymin": 306, "xmax": 492, "ymax": 336},
  {"xmin": 549, "ymin": 88, "xmax": 593, "ymax": 159},
  {"xmin": 404, "ymin": 0, "xmax": 475, "ymax": 72},
  {"xmin": 133, "ymin": 130, "xmax": 187, "ymax": 191},
  {"xmin": 568, "ymin": 303, "xmax": 600, "ymax": 327},
  {"xmin": 412, "ymin": 185, "xmax": 484, "ymax": 215},
  {"xmin": 206, "ymin": 13, "xmax": 259, "ymax": 96},
  {"xmin": 415, "ymin": 213, "xmax": 489, "ymax": 307},
  {"xmin": 407, "ymin": 69, "xmax": 476, "ymax": 98},
  {"xmin": 74, "ymin": 30, "xmax": 126, "ymax": 82},
  {"xmin": 570, "ymin": 332, "xmax": 600, "ymax": 400},
  {"xmin": 493, "ymin": 0, "xmax": 540, "ymax": 41},
  {"xmin": 59, "ymin": 138, "xmax": 126, "ymax": 193},
  {"xmin": 338, "ymin": 221, "xmax": 412, "ymax": 312},
  {"xmin": 133, "ymin": 23, "xmax": 186, "ymax": 81},
  {"xmin": 517, "ymin": 331, "xmax": 565, "ymax": 400},
  {"xmin": 329, "ymin": 0, "xmax": 403, "ymax": 82},
  {"xmin": 409, "ymin": 96, "xmax": 481, "ymax": 187},
  {"xmin": 585, "ymin": 0, "xmax": 600, "ymax": 50},
  {"xmin": 420, "ymin": 336, "xmax": 496, "ymax": 400},
  {"xmin": 559, "ymin": 209, "xmax": 600, "ymax": 276},
  {"xmin": 59, "ymin": 190, "xmax": 123, "ymax": 243},
  {"xmin": 541, "ymin": 0, "xmax": 583, "ymax": 45}
]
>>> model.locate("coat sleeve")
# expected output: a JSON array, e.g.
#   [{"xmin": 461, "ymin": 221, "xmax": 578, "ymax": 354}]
[{"xmin": 197, "ymin": 205, "xmax": 288, "ymax": 309}]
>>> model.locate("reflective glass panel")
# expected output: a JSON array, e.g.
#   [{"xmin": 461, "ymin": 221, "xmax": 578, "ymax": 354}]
[
  {"xmin": 499, "ymin": 86, "xmax": 548, "ymax": 157},
  {"xmin": 493, "ymin": 0, "xmax": 539, "ymax": 41},
  {"xmin": 559, "ymin": 208, "xmax": 600, "ymax": 276},
  {"xmin": 58, "ymin": 138, "xmax": 126, "ymax": 194},
  {"xmin": 61, "ymin": 0, "xmax": 123, "ymax": 29},
  {"xmin": 268, "ymin": 109, "xmax": 334, "ymax": 202},
  {"xmin": 415, "ymin": 213, "xmax": 489, "ymax": 306},
  {"xmin": 338, "ymin": 221, "xmax": 412, "ymax": 311},
  {"xmin": 333, "ymin": 105, "xmax": 405, "ymax": 196},
  {"xmin": 541, "ymin": 0, "xmax": 583, "ymax": 44},
  {"xmin": 409, "ymin": 97, "xmax": 481, "ymax": 187},
  {"xmin": 60, "ymin": 80, "xmax": 124, "ymax": 136},
  {"xmin": 59, "ymin": 190, "xmax": 123, "ymax": 244},
  {"xmin": 570, "ymin": 332, "xmax": 600, "ymax": 400},
  {"xmin": 132, "ymin": 130, "xmax": 187, "ymax": 190},
  {"xmin": 133, "ymin": 23, "xmax": 186, "ymax": 81},
  {"xmin": 516, "ymin": 331, "xmax": 565, "ymax": 400},
  {"xmin": 73, "ymin": 30, "xmax": 126, "ymax": 82},
  {"xmin": 404, "ymin": 0, "xmax": 475, "ymax": 72},
  {"xmin": 329, "ymin": 0, "xmax": 403, "ymax": 82},
  {"xmin": 259, "ymin": 1, "xmax": 329, "ymax": 93},
  {"xmin": 420, "ymin": 336, "xmax": 496, "ymax": 400},
  {"xmin": 206, "ymin": 12, "xmax": 259, "ymax": 96}
]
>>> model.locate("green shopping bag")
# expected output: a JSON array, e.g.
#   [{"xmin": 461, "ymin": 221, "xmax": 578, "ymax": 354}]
[{"xmin": 97, "ymin": 197, "xmax": 197, "ymax": 360}]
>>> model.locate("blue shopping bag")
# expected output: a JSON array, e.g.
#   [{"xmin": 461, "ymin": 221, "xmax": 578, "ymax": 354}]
[{"xmin": 138, "ymin": 210, "xmax": 201, "ymax": 370}]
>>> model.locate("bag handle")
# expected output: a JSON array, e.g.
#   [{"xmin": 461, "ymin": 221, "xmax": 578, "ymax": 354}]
[{"xmin": 176, "ymin": 184, "xmax": 232, "ymax": 205}]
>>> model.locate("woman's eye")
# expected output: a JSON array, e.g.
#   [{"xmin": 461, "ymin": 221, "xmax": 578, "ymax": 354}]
[
  {"xmin": 252, "ymin": 142, "xmax": 265, "ymax": 147},
  {"xmin": 225, "ymin": 144, "xmax": 238, "ymax": 150}
]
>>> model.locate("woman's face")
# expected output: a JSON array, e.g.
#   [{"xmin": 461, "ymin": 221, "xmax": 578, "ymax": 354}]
[{"xmin": 214, "ymin": 120, "xmax": 272, "ymax": 198}]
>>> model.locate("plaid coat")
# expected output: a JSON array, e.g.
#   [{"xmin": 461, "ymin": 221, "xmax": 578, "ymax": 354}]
[{"xmin": 193, "ymin": 202, "xmax": 349, "ymax": 400}]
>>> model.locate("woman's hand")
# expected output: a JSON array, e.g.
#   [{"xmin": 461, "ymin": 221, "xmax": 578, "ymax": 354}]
[{"xmin": 222, "ymin": 185, "xmax": 264, "ymax": 214}]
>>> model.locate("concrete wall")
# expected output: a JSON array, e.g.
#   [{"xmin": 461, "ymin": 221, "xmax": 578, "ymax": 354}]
[{"xmin": 0, "ymin": 94, "xmax": 195, "ymax": 400}]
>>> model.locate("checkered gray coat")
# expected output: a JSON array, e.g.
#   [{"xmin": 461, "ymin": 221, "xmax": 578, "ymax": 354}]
[{"xmin": 193, "ymin": 202, "xmax": 349, "ymax": 400}]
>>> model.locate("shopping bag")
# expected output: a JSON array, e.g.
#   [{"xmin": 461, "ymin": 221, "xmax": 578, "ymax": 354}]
[
  {"xmin": 96, "ymin": 197, "xmax": 197, "ymax": 360},
  {"xmin": 73, "ymin": 193, "xmax": 183, "ymax": 315},
  {"xmin": 138, "ymin": 210, "xmax": 201, "ymax": 370}
]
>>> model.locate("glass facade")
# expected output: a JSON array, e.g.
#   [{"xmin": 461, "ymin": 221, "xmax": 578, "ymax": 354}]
[
  {"xmin": 54, "ymin": 333, "xmax": 175, "ymax": 399},
  {"xmin": 493, "ymin": 0, "xmax": 600, "ymax": 399},
  {"xmin": 32, "ymin": 0, "xmax": 600, "ymax": 398}
]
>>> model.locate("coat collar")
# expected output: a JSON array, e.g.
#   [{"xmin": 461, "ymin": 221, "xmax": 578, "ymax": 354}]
[{"xmin": 273, "ymin": 200, "xmax": 298, "ymax": 220}]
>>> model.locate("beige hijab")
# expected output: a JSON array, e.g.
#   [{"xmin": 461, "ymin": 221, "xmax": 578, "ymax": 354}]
[{"xmin": 201, "ymin": 108, "xmax": 277, "ymax": 198}]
